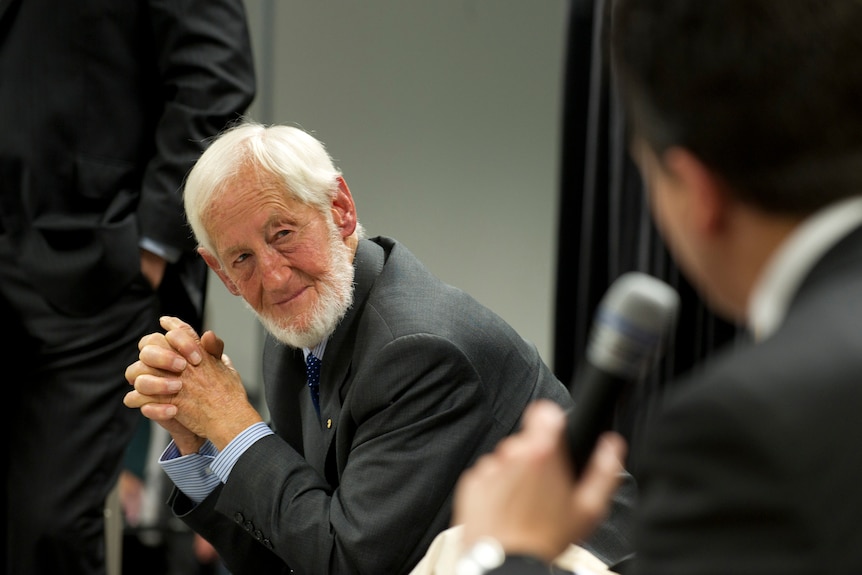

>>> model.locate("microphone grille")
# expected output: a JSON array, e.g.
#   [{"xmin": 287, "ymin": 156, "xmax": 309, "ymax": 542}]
[{"xmin": 586, "ymin": 272, "xmax": 680, "ymax": 380}]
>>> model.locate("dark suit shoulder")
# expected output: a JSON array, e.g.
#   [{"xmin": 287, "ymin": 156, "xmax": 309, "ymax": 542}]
[
  {"xmin": 362, "ymin": 237, "xmax": 545, "ymax": 365},
  {"xmin": 353, "ymin": 237, "xmax": 571, "ymax": 410},
  {"xmin": 635, "ymin": 268, "xmax": 862, "ymax": 574}
]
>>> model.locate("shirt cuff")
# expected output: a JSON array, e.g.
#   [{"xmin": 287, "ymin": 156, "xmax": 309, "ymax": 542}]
[
  {"xmin": 211, "ymin": 422, "xmax": 275, "ymax": 483},
  {"xmin": 159, "ymin": 440, "xmax": 221, "ymax": 504},
  {"xmin": 139, "ymin": 236, "xmax": 182, "ymax": 264},
  {"xmin": 158, "ymin": 423, "xmax": 274, "ymax": 503}
]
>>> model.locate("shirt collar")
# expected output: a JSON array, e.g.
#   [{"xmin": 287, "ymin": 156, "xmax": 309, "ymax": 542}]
[
  {"xmin": 748, "ymin": 196, "xmax": 862, "ymax": 341},
  {"xmin": 303, "ymin": 339, "xmax": 329, "ymax": 362}
]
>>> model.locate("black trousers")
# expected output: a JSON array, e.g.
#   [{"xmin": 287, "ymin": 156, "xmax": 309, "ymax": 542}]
[{"xmin": 1, "ymin": 235, "xmax": 203, "ymax": 575}]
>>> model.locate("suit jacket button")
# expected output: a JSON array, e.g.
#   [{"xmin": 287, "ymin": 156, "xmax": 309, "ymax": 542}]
[
  {"xmin": 243, "ymin": 521, "xmax": 254, "ymax": 532},
  {"xmin": 262, "ymin": 538, "xmax": 273, "ymax": 549},
  {"xmin": 234, "ymin": 513, "xmax": 244, "ymax": 523},
  {"xmin": 253, "ymin": 530, "xmax": 263, "ymax": 540}
]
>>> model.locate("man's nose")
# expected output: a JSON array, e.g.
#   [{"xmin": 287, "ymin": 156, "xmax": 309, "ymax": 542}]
[{"xmin": 258, "ymin": 250, "xmax": 292, "ymax": 289}]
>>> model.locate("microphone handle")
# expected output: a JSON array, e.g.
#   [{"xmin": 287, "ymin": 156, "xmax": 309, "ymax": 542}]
[{"xmin": 565, "ymin": 368, "xmax": 630, "ymax": 474}]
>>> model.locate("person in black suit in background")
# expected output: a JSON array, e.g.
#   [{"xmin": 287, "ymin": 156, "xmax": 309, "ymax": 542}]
[
  {"xmin": 452, "ymin": 1, "xmax": 862, "ymax": 573},
  {"xmin": 0, "ymin": 1, "xmax": 255, "ymax": 573}
]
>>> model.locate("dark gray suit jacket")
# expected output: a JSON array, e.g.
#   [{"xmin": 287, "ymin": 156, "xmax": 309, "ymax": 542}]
[
  {"xmin": 631, "ymin": 225, "xmax": 862, "ymax": 574},
  {"xmin": 172, "ymin": 237, "xmax": 636, "ymax": 574},
  {"xmin": 493, "ymin": 225, "xmax": 862, "ymax": 575}
]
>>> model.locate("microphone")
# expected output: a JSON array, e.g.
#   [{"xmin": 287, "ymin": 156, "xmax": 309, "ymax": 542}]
[{"xmin": 566, "ymin": 272, "xmax": 679, "ymax": 474}]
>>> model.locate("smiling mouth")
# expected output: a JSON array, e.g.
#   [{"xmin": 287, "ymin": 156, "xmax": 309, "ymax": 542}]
[{"xmin": 275, "ymin": 286, "xmax": 309, "ymax": 307}]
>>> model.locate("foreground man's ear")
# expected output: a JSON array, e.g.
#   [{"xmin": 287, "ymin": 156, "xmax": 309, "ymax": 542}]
[{"xmin": 661, "ymin": 146, "xmax": 733, "ymax": 237}]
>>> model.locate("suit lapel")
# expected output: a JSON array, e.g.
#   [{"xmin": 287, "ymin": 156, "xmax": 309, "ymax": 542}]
[
  {"xmin": 315, "ymin": 239, "xmax": 386, "ymax": 475},
  {"xmin": 262, "ymin": 337, "xmax": 306, "ymax": 455}
]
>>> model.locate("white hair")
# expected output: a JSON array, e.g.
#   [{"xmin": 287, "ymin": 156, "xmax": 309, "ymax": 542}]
[{"xmin": 183, "ymin": 121, "xmax": 363, "ymax": 257}]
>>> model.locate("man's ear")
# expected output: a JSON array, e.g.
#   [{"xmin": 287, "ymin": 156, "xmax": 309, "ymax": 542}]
[
  {"xmin": 331, "ymin": 176, "xmax": 358, "ymax": 238},
  {"xmin": 663, "ymin": 147, "xmax": 730, "ymax": 236},
  {"xmin": 198, "ymin": 247, "xmax": 240, "ymax": 296}
]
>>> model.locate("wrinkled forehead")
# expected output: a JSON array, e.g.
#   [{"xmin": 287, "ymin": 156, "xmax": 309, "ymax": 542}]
[{"xmin": 207, "ymin": 172, "xmax": 317, "ymax": 224}]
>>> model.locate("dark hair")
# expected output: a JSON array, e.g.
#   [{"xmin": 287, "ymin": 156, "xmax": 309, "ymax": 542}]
[{"xmin": 611, "ymin": 0, "xmax": 862, "ymax": 214}]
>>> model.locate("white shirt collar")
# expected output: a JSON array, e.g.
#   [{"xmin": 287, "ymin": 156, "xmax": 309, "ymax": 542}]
[
  {"xmin": 748, "ymin": 196, "xmax": 862, "ymax": 341},
  {"xmin": 303, "ymin": 339, "xmax": 329, "ymax": 362}
]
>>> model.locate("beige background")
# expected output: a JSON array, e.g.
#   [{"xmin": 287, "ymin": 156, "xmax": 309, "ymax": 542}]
[{"xmin": 206, "ymin": 0, "xmax": 570, "ymax": 403}]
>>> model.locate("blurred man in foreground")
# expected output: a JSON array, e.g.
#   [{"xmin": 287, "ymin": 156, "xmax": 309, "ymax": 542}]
[{"xmin": 453, "ymin": 1, "xmax": 862, "ymax": 573}]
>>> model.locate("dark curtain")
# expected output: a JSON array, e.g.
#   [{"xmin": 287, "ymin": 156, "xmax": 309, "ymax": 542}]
[{"xmin": 552, "ymin": 0, "xmax": 739, "ymax": 471}]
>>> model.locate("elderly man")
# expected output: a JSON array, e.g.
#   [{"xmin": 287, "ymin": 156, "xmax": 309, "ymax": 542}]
[{"xmin": 124, "ymin": 122, "xmax": 635, "ymax": 574}]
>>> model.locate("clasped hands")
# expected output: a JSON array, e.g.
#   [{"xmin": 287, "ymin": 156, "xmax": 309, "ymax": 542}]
[{"xmin": 124, "ymin": 316, "xmax": 264, "ymax": 455}]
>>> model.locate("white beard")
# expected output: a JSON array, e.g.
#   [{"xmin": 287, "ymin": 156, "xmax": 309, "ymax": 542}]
[{"xmin": 249, "ymin": 225, "xmax": 355, "ymax": 349}]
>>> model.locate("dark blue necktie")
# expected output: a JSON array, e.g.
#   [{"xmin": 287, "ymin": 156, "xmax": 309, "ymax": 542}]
[{"xmin": 306, "ymin": 352, "xmax": 322, "ymax": 417}]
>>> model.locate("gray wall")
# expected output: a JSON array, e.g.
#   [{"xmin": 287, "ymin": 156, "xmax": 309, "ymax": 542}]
[{"xmin": 205, "ymin": 0, "xmax": 569, "ymax": 395}]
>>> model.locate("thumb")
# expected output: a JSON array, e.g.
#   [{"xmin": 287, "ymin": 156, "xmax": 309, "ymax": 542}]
[{"xmin": 201, "ymin": 330, "xmax": 226, "ymax": 359}]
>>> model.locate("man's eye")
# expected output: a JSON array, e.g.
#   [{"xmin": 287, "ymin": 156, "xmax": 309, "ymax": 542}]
[
  {"xmin": 275, "ymin": 229, "xmax": 292, "ymax": 240},
  {"xmin": 234, "ymin": 253, "xmax": 250, "ymax": 264}
]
